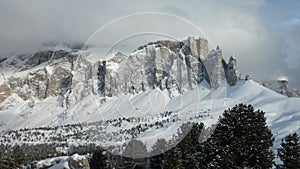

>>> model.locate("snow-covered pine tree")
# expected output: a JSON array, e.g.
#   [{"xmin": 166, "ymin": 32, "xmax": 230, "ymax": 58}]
[
  {"xmin": 204, "ymin": 104, "xmax": 274, "ymax": 168},
  {"xmin": 14, "ymin": 145, "xmax": 29, "ymax": 168},
  {"xmin": 150, "ymin": 138, "xmax": 169, "ymax": 169},
  {"xmin": 176, "ymin": 122, "xmax": 204, "ymax": 168},
  {"xmin": 90, "ymin": 147, "xmax": 108, "ymax": 169},
  {"xmin": 0, "ymin": 150, "xmax": 3, "ymax": 169},
  {"xmin": 159, "ymin": 122, "xmax": 204, "ymax": 168},
  {"xmin": 277, "ymin": 132, "xmax": 300, "ymax": 169},
  {"xmin": 162, "ymin": 146, "xmax": 183, "ymax": 169},
  {"xmin": 122, "ymin": 139, "xmax": 148, "ymax": 169}
]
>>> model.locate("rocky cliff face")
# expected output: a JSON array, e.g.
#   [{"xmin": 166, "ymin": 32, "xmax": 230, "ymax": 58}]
[
  {"xmin": 223, "ymin": 55, "xmax": 239, "ymax": 86},
  {"xmin": 262, "ymin": 79, "xmax": 300, "ymax": 97},
  {"xmin": 0, "ymin": 50, "xmax": 74, "ymax": 102},
  {"xmin": 0, "ymin": 37, "xmax": 239, "ymax": 108}
]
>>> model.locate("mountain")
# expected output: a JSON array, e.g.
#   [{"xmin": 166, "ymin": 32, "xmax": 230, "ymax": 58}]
[
  {"xmin": 262, "ymin": 79, "xmax": 300, "ymax": 97},
  {"xmin": 0, "ymin": 37, "xmax": 239, "ymax": 104},
  {"xmin": 0, "ymin": 37, "xmax": 299, "ymax": 155},
  {"xmin": 0, "ymin": 37, "xmax": 238, "ymax": 128}
]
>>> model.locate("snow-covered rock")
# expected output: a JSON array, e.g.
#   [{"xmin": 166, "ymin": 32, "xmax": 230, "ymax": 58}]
[
  {"xmin": 0, "ymin": 36, "xmax": 299, "ymax": 165},
  {"xmin": 0, "ymin": 37, "xmax": 237, "ymax": 108},
  {"xmin": 36, "ymin": 154, "xmax": 90, "ymax": 169},
  {"xmin": 0, "ymin": 79, "xmax": 299, "ymax": 159},
  {"xmin": 69, "ymin": 154, "xmax": 90, "ymax": 169},
  {"xmin": 223, "ymin": 55, "xmax": 239, "ymax": 86},
  {"xmin": 262, "ymin": 79, "xmax": 294, "ymax": 97}
]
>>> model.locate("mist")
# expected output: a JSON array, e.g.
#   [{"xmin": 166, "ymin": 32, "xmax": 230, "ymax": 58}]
[{"xmin": 0, "ymin": 0, "xmax": 299, "ymax": 88}]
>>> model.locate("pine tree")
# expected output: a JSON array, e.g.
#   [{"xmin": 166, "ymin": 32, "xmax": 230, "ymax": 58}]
[
  {"xmin": 0, "ymin": 147, "xmax": 12, "ymax": 169},
  {"xmin": 277, "ymin": 132, "xmax": 300, "ymax": 169},
  {"xmin": 108, "ymin": 153, "xmax": 126, "ymax": 169},
  {"xmin": 162, "ymin": 146, "xmax": 183, "ymax": 169},
  {"xmin": 0, "ymin": 150, "xmax": 3, "ymax": 169},
  {"xmin": 90, "ymin": 147, "xmax": 108, "ymax": 169},
  {"xmin": 12, "ymin": 144, "xmax": 28, "ymax": 168},
  {"xmin": 150, "ymin": 138, "xmax": 169, "ymax": 168},
  {"xmin": 176, "ymin": 122, "xmax": 204, "ymax": 168},
  {"xmin": 122, "ymin": 139, "xmax": 148, "ymax": 169},
  {"xmin": 204, "ymin": 104, "xmax": 274, "ymax": 168},
  {"xmin": 158, "ymin": 122, "xmax": 204, "ymax": 169}
]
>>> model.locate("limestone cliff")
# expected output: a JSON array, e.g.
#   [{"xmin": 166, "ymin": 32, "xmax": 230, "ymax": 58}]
[{"xmin": 0, "ymin": 37, "xmax": 240, "ymax": 108}]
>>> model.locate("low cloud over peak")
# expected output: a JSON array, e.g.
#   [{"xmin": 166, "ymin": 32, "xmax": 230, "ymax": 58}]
[{"xmin": 0, "ymin": 0, "xmax": 299, "ymax": 87}]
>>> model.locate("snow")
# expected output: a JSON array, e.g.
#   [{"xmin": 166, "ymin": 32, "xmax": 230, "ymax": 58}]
[
  {"xmin": 1, "ymin": 40, "xmax": 299, "ymax": 166},
  {"xmin": 37, "ymin": 156, "xmax": 69, "ymax": 169},
  {"xmin": 106, "ymin": 61, "xmax": 119, "ymax": 71},
  {"xmin": 82, "ymin": 47, "xmax": 122, "ymax": 63},
  {"xmin": 277, "ymin": 76, "xmax": 288, "ymax": 81},
  {"xmin": 0, "ymin": 79, "xmax": 300, "ymax": 157},
  {"xmin": 0, "ymin": 46, "xmax": 74, "ymax": 84},
  {"xmin": 36, "ymin": 154, "xmax": 88, "ymax": 169}
]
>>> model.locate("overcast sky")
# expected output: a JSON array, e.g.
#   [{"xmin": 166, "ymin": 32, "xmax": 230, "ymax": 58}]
[{"xmin": 0, "ymin": 0, "xmax": 299, "ymax": 88}]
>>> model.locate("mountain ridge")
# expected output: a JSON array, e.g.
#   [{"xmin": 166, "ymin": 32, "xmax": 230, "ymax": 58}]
[
  {"xmin": 0, "ymin": 37, "xmax": 239, "ymax": 105},
  {"xmin": 0, "ymin": 37, "xmax": 299, "ymax": 156}
]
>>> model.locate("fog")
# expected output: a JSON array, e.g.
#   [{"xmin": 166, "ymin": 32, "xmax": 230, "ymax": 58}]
[{"xmin": 0, "ymin": 0, "xmax": 299, "ymax": 88}]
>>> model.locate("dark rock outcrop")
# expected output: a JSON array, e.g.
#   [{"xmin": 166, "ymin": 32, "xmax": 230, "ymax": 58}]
[{"xmin": 223, "ymin": 55, "xmax": 239, "ymax": 86}]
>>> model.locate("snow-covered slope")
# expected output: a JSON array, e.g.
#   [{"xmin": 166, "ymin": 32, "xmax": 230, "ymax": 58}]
[
  {"xmin": 0, "ymin": 37, "xmax": 299, "ymax": 156},
  {"xmin": 0, "ymin": 79, "xmax": 299, "ymax": 153}
]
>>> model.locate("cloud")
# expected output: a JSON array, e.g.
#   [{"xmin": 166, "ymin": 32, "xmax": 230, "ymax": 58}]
[
  {"xmin": 286, "ymin": 18, "xmax": 300, "ymax": 26},
  {"xmin": 0, "ymin": 0, "xmax": 299, "ymax": 87},
  {"xmin": 156, "ymin": 0, "xmax": 294, "ymax": 85}
]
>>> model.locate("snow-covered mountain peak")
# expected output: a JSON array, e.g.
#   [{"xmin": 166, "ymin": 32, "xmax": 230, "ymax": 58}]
[
  {"xmin": 0, "ymin": 36, "xmax": 239, "ymax": 105},
  {"xmin": 1, "ymin": 37, "xmax": 299, "ymax": 159}
]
